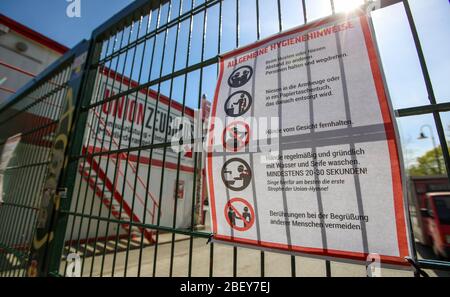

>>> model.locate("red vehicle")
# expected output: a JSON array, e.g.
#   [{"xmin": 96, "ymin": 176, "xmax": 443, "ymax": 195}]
[
  {"xmin": 410, "ymin": 176, "xmax": 450, "ymax": 259},
  {"xmin": 420, "ymin": 192, "xmax": 450, "ymax": 258}
]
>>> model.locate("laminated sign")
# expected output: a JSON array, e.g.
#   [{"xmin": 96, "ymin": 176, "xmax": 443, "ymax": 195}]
[{"xmin": 206, "ymin": 12, "xmax": 412, "ymax": 266}]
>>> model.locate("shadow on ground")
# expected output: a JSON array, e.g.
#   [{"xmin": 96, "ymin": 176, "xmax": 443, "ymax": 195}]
[{"xmin": 415, "ymin": 243, "xmax": 450, "ymax": 277}]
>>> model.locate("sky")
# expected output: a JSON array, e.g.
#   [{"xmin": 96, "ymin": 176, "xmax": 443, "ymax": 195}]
[
  {"xmin": 0, "ymin": 0, "xmax": 135, "ymax": 47},
  {"xmin": 0, "ymin": 0, "xmax": 449, "ymax": 169}
]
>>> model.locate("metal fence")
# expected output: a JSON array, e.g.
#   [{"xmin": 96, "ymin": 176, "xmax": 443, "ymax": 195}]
[
  {"xmin": 0, "ymin": 0, "xmax": 449, "ymax": 277},
  {"xmin": 0, "ymin": 41, "xmax": 87, "ymax": 276}
]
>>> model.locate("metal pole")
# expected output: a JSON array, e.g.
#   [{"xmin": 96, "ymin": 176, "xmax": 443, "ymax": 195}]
[{"xmin": 420, "ymin": 124, "xmax": 443, "ymax": 174}]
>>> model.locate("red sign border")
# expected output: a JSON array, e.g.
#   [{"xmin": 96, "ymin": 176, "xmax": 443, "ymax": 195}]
[{"xmin": 207, "ymin": 12, "xmax": 410, "ymax": 267}]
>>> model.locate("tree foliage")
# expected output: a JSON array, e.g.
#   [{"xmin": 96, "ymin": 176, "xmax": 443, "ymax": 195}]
[{"xmin": 408, "ymin": 146, "xmax": 446, "ymax": 176}]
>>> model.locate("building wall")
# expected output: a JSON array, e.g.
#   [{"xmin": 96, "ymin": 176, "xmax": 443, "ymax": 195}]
[{"xmin": 0, "ymin": 15, "xmax": 67, "ymax": 105}]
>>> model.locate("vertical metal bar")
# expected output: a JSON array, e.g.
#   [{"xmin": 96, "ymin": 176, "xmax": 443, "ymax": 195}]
[
  {"xmin": 325, "ymin": 260, "xmax": 331, "ymax": 277},
  {"xmin": 95, "ymin": 29, "xmax": 131, "ymax": 277},
  {"xmin": 15, "ymin": 84, "xmax": 53, "ymax": 275},
  {"xmin": 150, "ymin": 0, "xmax": 176, "ymax": 277},
  {"xmin": 3, "ymin": 142, "xmax": 31, "ymax": 276},
  {"xmin": 206, "ymin": 0, "xmax": 222, "ymax": 278},
  {"xmin": 260, "ymin": 251, "xmax": 265, "ymax": 277},
  {"xmin": 288, "ymin": 255, "xmax": 295, "ymax": 277},
  {"xmin": 110, "ymin": 20, "xmax": 138, "ymax": 277},
  {"xmin": 43, "ymin": 45, "xmax": 94, "ymax": 276},
  {"xmin": 20, "ymin": 86, "xmax": 55, "ymax": 275},
  {"xmin": 136, "ymin": 11, "xmax": 159, "ymax": 279},
  {"xmin": 209, "ymin": 241, "xmax": 214, "ymax": 277},
  {"xmin": 400, "ymin": 0, "xmax": 450, "ymax": 276},
  {"xmin": 66, "ymin": 36, "xmax": 113, "ymax": 277},
  {"xmin": 187, "ymin": 148, "xmax": 200, "ymax": 276},
  {"xmin": 97, "ymin": 30, "xmax": 129, "ymax": 277},
  {"xmin": 236, "ymin": 0, "xmax": 240, "ymax": 47},
  {"xmin": 68, "ymin": 40, "xmax": 112, "ymax": 274},
  {"xmin": 28, "ymin": 48, "xmax": 86, "ymax": 277},
  {"xmin": 255, "ymin": 0, "xmax": 261, "ymax": 40},
  {"xmin": 233, "ymin": 246, "xmax": 237, "ymax": 277},
  {"xmin": 167, "ymin": 0, "xmax": 186, "ymax": 277},
  {"xmin": 87, "ymin": 36, "xmax": 119, "ymax": 277},
  {"xmin": 185, "ymin": 1, "xmax": 208, "ymax": 277},
  {"xmin": 289, "ymin": 0, "xmax": 296, "ymax": 259},
  {"xmin": 31, "ymin": 69, "xmax": 70, "ymax": 276},
  {"xmin": 277, "ymin": 0, "xmax": 283, "ymax": 32},
  {"xmin": 119, "ymin": 9, "xmax": 152, "ymax": 278},
  {"xmin": 137, "ymin": 2, "xmax": 166, "ymax": 277},
  {"xmin": 5, "ymin": 77, "xmax": 56, "ymax": 254},
  {"xmin": 4, "ymin": 167, "xmax": 27, "ymax": 275},
  {"xmin": 402, "ymin": 0, "xmax": 450, "ymax": 179},
  {"xmin": 88, "ymin": 23, "xmax": 131, "ymax": 279},
  {"xmin": 79, "ymin": 110, "xmax": 113, "ymax": 274},
  {"xmin": 115, "ymin": 16, "xmax": 145, "ymax": 277},
  {"xmin": 232, "ymin": 0, "xmax": 239, "ymax": 276},
  {"xmin": 2, "ymin": 82, "xmax": 48, "ymax": 275},
  {"xmin": 321, "ymin": 0, "xmax": 336, "ymax": 278},
  {"xmin": 302, "ymin": 0, "xmax": 307, "ymax": 24},
  {"xmin": 74, "ymin": 44, "xmax": 115, "ymax": 275},
  {"xmin": 13, "ymin": 71, "xmax": 64, "ymax": 276},
  {"xmin": 132, "ymin": 7, "xmax": 161, "ymax": 279},
  {"xmin": 14, "ymin": 72, "xmax": 67, "ymax": 276},
  {"xmin": 330, "ymin": 0, "xmax": 336, "ymax": 14}
]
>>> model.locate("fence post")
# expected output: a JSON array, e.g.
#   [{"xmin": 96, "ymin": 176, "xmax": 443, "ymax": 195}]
[
  {"xmin": 25, "ymin": 40, "xmax": 92, "ymax": 277},
  {"xmin": 47, "ymin": 38, "xmax": 105, "ymax": 276}
]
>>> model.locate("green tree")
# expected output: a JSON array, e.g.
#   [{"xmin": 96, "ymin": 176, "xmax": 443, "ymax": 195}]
[{"xmin": 408, "ymin": 146, "xmax": 446, "ymax": 176}]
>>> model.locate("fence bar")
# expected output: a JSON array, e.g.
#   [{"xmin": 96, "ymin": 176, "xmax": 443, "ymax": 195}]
[{"xmin": 1, "ymin": 0, "xmax": 449, "ymax": 279}]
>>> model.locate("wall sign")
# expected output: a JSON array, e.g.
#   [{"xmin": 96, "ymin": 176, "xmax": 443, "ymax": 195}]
[{"xmin": 206, "ymin": 12, "xmax": 411, "ymax": 266}]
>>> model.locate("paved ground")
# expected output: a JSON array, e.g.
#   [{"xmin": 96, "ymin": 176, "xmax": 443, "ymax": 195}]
[
  {"xmin": 4, "ymin": 210, "xmax": 447, "ymax": 277},
  {"xmin": 55, "ymin": 209, "xmax": 449, "ymax": 277},
  {"xmin": 57, "ymin": 232, "xmax": 449, "ymax": 277},
  {"xmin": 2, "ymin": 233, "xmax": 448, "ymax": 277}
]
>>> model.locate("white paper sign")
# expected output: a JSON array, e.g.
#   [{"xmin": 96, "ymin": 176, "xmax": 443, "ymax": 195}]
[
  {"xmin": 0, "ymin": 134, "xmax": 21, "ymax": 203},
  {"xmin": 206, "ymin": 13, "xmax": 411, "ymax": 266}
]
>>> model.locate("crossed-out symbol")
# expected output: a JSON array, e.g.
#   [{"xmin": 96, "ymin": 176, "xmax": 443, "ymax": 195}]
[
  {"xmin": 224, "ymin": 198, "xmax": 255, "ymax": 232},
  {"xmin": 222, "ymin": 121, "xmax": 250, "ymax": 152}
]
